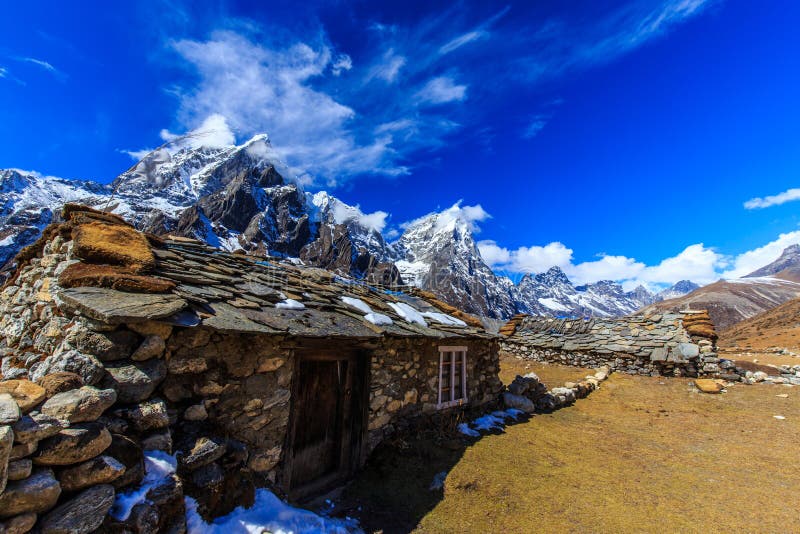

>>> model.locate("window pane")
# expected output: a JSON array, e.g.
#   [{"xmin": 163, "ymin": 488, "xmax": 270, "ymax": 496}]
[
  {"xmin": 453, "ymin": 351, "xmax": 463, "ymax": 400},
  {"xmin": 441, "ymin": 352, "xmax": 452, "ymax": 402}
]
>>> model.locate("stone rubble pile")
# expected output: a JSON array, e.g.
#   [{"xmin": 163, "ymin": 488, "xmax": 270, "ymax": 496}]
[{"xmin": 502, "ymin": 366, "xmax": 611, "ymax": 413}]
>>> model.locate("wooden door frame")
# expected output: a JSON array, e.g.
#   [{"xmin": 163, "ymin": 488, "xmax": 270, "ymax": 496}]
[{"xmin": 282, "ymin": 344, "xmax": 371, "ymax": 501}]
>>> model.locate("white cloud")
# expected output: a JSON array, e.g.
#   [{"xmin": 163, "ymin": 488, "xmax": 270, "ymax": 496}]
[
  {"xmin": 167, "ymin": 30, "xmax": 408, "ymax": 185},
  {"xmin": 744, "ymin": 187, "xmax": 800, "ymax": 209},
  {"xmin": 366, "ymin": 49, "xmax": 406, "ymax": 83},
  {"xmin": 415, "ymin": 76, "xmax": 467, "ymax": 105},
  {"xmin": 522, "ymin": 115, "xmax": 548, "ymax": 139},
  {"xmin": 720, "ymin": 230, "xmax": 800, "ymax": 279},
  {"xmin": 439, "ymin": 30, "xmax": 488, "ymax": 54},
  {"xmin": 477, "ymin": 240, "xmax": 510, "ymax": 266},
  {"xmin": 331, "ymin": 201, "xmax": 389, "ymax": 233},
  {"xmin": 0, "ymin": 66, "xmax": 6, "ymax": 78},
  {"xmin": 331, "ymin": 54, "xmax": 352, "ymax": 76},
  {"xmin": 481, "ymin": 240, "xmax": 723, "ymax": 288}
]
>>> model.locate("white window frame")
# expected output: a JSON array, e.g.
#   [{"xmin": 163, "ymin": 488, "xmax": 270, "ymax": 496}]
[{"xmin": 437, "ymin": 345, "xmax": 468, "ymax": 409}]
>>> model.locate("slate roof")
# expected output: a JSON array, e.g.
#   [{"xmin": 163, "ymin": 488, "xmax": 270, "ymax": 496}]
[{"xmin": 51, "ymin": 207, "xmax": 492, "ymax": 340}]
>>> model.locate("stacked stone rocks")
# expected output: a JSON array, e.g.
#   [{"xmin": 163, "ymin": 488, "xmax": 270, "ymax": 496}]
[
  {"xmin": 0, "ymin": 235, "xmax": 190, "ymax": 533},
  {"xmin": 500, "ymin": 312, "xmax": 736, "ymax": 378},
  {"xmin": 502, "ymin": 366, "xmax": 611, "ymax": 413}
]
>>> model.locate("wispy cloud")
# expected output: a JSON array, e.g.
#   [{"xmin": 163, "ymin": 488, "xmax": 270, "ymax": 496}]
[
  {"xmin": 21, "ymin": 57, "xmax": 57, "ymax": 73},
  {"xmin": 439, "ymin": 30, "xmax": 488, "ymax": 55},
  {"xmin": 415, "ymin": 76, "xmax": 467, "ymax": 105},
  {"xmin": 744, "ymin": 187, "xmax": 800, "ymax": 209},
  {"xmin": 0, "ymin": 66, "xmax": 6, "ymax": 78},
  {"xmin": 366, "ymin": 48, "xmax": 406, "ymax": 83},
  {"xmin": 522, "ymin": 115, "xmax": 548, "ymax": 139},
  {"xmin": 133, "ymin": 1, "xmax": 715, "ymax": 187}
]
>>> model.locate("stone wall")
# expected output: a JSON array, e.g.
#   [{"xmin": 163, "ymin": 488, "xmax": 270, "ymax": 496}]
[
  {"xmin": 0, "ymin": 232, "xmax": 502, "ymax": 532},
  {"xmin": 500, "ymin": 312, "xmax": 736, "ymax": 378}
]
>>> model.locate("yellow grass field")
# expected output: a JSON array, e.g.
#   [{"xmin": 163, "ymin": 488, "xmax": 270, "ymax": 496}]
[{"xmin": 342, "ymin": 356, "xmax": 800, "ymax": 533}]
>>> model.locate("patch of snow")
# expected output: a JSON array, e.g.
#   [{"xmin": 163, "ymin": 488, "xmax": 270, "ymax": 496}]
[
  {"xmin": 537, "ymin": 297, "xmax": 571, "ymax": 312},
  {"xmin": 388, "ymin": 302, "xmax": 428, "ymax": 327},
  {"xmin": 364, "ymin": 313, "xmax": 393, "ymax": 326},
  {"xmin": 458, "ymin": 409, "xmax": 523, "ymax": 437},
  {"xmin": 457, "ymin": 423, "xmax": 480, "ymax": 437},
  {"xmin": 185, "ymin": 488, "xmax": 361, "ymax": 534},
  {"xmin": 276, "ymin": 299, "xmax": 306, "ymax": 310},
  {"xmin": 774, "ymin": 415, "xmax": 786, "ymax": 420},
  {"xmin": 341, "ymin": 296, "xmax": 372, "ymax": 315},
  {"xmin": 429, "ymin": 471, "xmax": 448, "ymax": 491},
  {"xmin": 421, "ymin": 311, "xmax": 466, "ymax": 327},
  {"xmin": 110, "ymin": 450, "xmax": 177, "ymax": 521}
]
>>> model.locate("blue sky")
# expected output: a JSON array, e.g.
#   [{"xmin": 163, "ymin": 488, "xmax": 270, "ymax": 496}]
[{"xmin": 1, "ymin": 1, "xmax": 799, "ymax": 289}]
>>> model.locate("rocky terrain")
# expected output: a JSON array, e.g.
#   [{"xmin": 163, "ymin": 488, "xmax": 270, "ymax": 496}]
[
  {"xmin": 0, "ymin": 135, "xmax": 697, "ymax": 320},
  {"xmin": 718, "ymin": 295, "xmax": 800, "ymax": 350}
]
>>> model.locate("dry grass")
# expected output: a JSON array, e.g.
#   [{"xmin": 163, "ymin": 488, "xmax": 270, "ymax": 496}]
[
  {"xmin": 58, "ymin": 263, "xmax": 175, "ymax": 293},
  {"xmin": 412, "ymin": 363, "xmax": 800, "ymax": 533},
  {"xmin": 71, "ymin": 221, "xmax": 156, "ymax": 273},
  {"xmin": 342, "ymin": 355, "xmax": 800, "ymax": 533}
]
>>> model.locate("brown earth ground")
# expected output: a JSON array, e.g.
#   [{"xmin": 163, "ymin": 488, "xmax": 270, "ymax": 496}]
[{"xmin": 337, "ymin": 354, "xmax": 800, "ymax": 533}]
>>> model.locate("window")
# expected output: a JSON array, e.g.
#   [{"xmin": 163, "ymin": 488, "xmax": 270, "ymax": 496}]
[{"xmin": 437, "ymin": 346, "xmax": 468, "ymax": 409}]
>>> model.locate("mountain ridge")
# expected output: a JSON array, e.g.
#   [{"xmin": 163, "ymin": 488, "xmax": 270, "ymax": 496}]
[{"xmin": 0, "ymin": 137, "xmax": 702, "ymax": 319}]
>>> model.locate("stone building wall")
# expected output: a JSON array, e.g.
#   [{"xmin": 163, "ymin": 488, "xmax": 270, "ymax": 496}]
[
  {"xmin": 500, "ymin": 313, "xmax": 735, "ymax": 378},
  {"xmin": 0, "ymin": 231, "xmax": 502, "ymax": 532}
]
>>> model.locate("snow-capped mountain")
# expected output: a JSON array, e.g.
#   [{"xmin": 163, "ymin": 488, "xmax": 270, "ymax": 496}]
[
  {"xmin": 513, "ymin": 267, "xmax": 657, "ymax": 317},
  {"xmin": 393, "ymin": 208, "xmax": 517, "ymax": 319},
  {"xmin": 0, "ymin": 134, "xmax": 690, "ymax": 320},
  {"xmin": 655, "ymin": 280, "xmax": 700, "ymax": 301}
]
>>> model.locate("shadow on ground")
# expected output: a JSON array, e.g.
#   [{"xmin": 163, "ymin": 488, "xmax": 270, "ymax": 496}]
[{"xmin": 330, "ymin": 413, "xmax": 530, "ymax": 534}]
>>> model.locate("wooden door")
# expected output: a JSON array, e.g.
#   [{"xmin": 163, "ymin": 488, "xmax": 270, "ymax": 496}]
[{"xmin": 286, "ymin": 350, "xmax": 369, "ymax": 499}]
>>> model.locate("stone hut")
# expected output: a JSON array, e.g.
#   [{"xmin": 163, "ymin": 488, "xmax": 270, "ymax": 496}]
[
  {"xmin": 500, "ymin": 311, "xmax": 728, "ymax": 377},
  {"xmin": 0, "ymin": 205, "xmax": 502, "ymax": 531}
]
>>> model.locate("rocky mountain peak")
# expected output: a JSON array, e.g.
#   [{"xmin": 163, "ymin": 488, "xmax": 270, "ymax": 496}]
[{"xmin": 745, "ymin": 244, "xmax": 800, "ymax": 280}]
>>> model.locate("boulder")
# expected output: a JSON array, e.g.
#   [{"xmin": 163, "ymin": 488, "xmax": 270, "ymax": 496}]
[
  {"xmin": 9, "ymin": 441, "xmax": 36, "ymax": 462},
  {"xmin": 0, "ymin": 512, "xmax": 37, "ymax": 534},
  {"xmin": 502, "ymin": 392, "xmax": 535, "ymax": 413},
  {"xmin": 70, "ymin": 329, "xmax": 140, "ymax": 362},
  {"xmin": 694, "ymin": 379, "xmax": 724, "ymax": 394},
  {"xmin": 30, "ymin": 351, "xmax": 105, "ymax": 386},
  {"xmin": 0, "ymin": 468, "xmax": 61, "ymax": 518},
  {"xmin": 114, "ymin": 398, "xmax": 169, "ymax": 433},
  {"xmin": 183, "ymin": 403, "xmax": 208, "ymax": 421},
  {"xmin": 141, "ymin": 429, "xmax": 173, "ymax": 453},
  {"xmin": 58, "ymin": 455, "xmax": 126, "ymax": 492},
  {"xmin": 102, "ymin": 502, "xmax": 159, "ymax": 533},
  {"xmin": 130, "ymin": 335, "xmax": 166, "ymax": 361},
  {"xmin": 38, "ymin": 373, "xmax": 83, "ymax": 398},
  {"xmin": 0, "ymin": 425, "xmax": 13, "ymax": 493},
  {"xmin": 179, "ymin": 436, "xmax": 226, "ymax": 472},
  {"xmin": 677, "ymin": 343, "xmax": 700, "ymax": 360},
  {"xmin": 0, "ymin": 393, "xmax": 21, "ymax": 424},
  {"xmin": 33, "ymin": 423, "xmax": 112, "ymax": 466},
  {"xmin": 101, "ymin": 359, "xmax": 166, "ymax": 404},
  {"xmin": 40, "ymin": 386, "xmax": 117, "ymax": 423},
  {"xmin": 106, "ymin": 434, "xmax": 144, "ymax": 490},
  {"xmin": 12, "ymin": 414, "xmax": 68, "ymax": 444},
  {"xmin": 145, "ymin": 474, "xmax": 186, "ymax": 533},
  {"xmin": 7, "ymin": 459, "xmax": 32, "ymax": 481},
  {"xmin": 39, "ymin": 484, "xmax": 115, "ymax": 534},
  {"xmin": 0, "ymin": 381, "xmax": 46, "ymax": 414}
]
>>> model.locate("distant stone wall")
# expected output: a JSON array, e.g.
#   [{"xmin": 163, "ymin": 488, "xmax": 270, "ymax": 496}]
[
  {"xmin": 500, "ymin": 312, "xmax": 733, "ymax": 378},
  {"xmin": 0, "ymin": 231, "xmax": 502, "ymax": 531}
]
